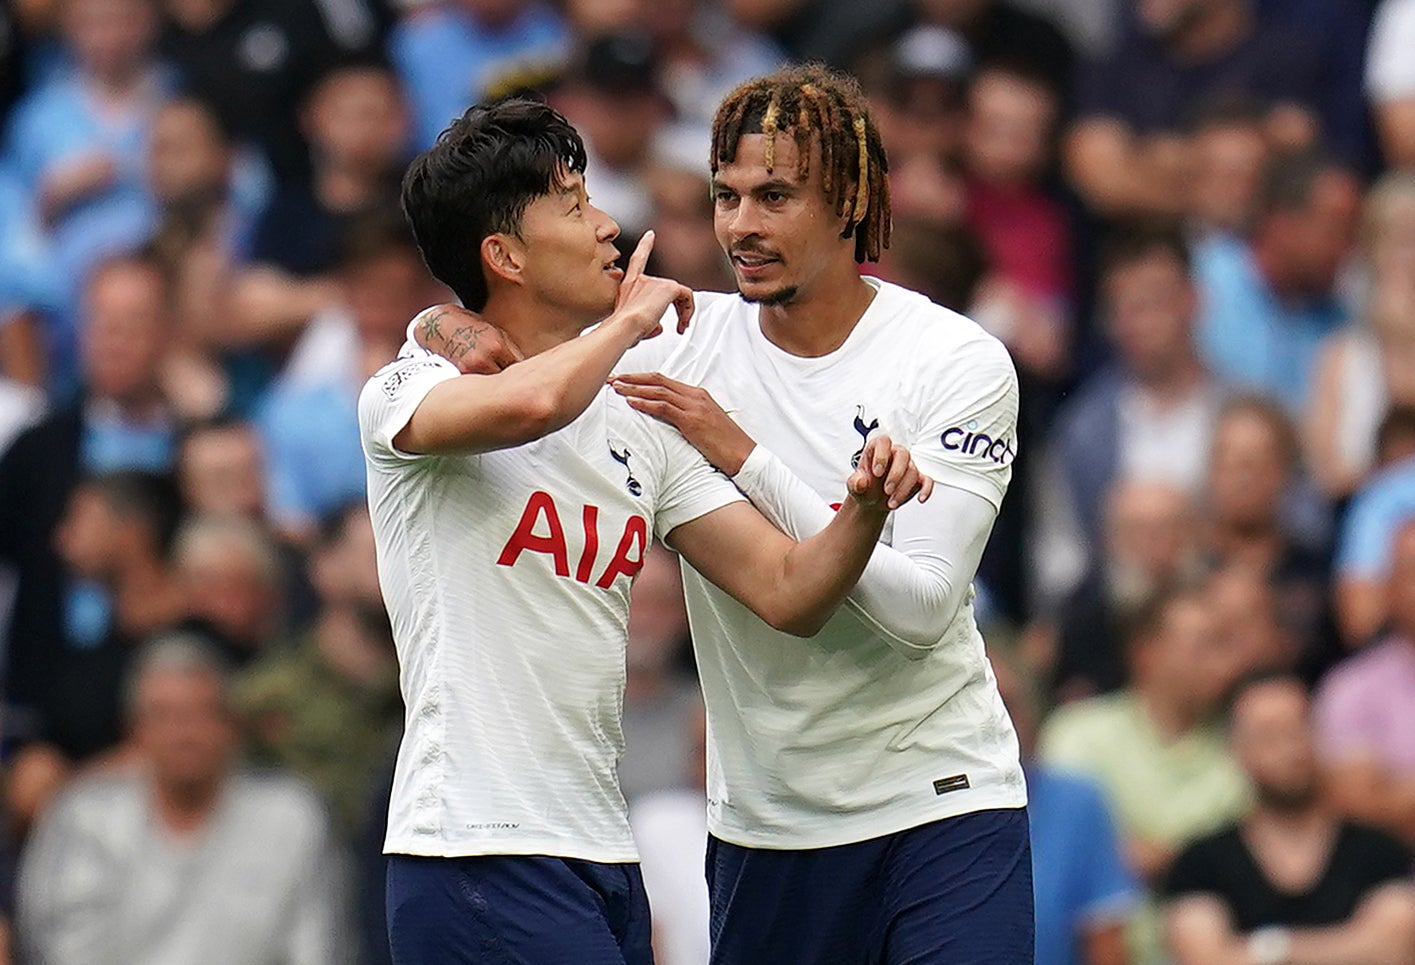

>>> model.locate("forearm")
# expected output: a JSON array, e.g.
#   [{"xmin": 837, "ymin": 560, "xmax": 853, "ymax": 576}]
[
  {"xmin": 399, "ymin": 318, "xmax": 641, "ymax": 454},
  {"xmin": 1285, "ymin": 926, "xmax": 1415, "ymax": 965},
  {"xmin": 733, "ymin": 446, "xmax": 988, "ymax": 654},
  {"xmin": 767, "ymin": 497, "xmax": 888, "ymax": 636}
]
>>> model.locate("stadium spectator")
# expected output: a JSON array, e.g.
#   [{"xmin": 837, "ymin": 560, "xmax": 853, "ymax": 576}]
[
  {"xmin": 161, "ymin": 0, "xmax": 345, "ymax": 183},
  {"xmin": 1040, "ymin": 478, "xmax": 1202, "ymax": 700},
  {"xmin": 1185, "ymin": 101, "xmax": 1271, "ymax": 241},
  {"xmin": 871, "ymin": 216, "xmax": 988, "ymax": 313},
  {"xmin": 1368, "ymin": 0, "xmax": 1415, "ymax": 169},
  {"xmin": 1203, "ymin": 565, "xmax": 1301, "ymax": 682},
  {"xmin": 233, "ymin": 61, "xmax": 411, "ymax": 362},
  {"xmin": 0, "ymin": 255, "xmax": 174, "ymax": 744},
  {"xmin": 255, "ymin": 206, "xmax": 441, "ymax": 539},
  {"xmin": 4, "ymin": 0, "xmax": 170, "ymax": 394},
  {"xmin": 1033, "ymin": 222, "xmax": 1223, "ymax": 604},
  {"xmin": 962, "ymin": 60, "xmax": 1072, "ymax": 385},
  {"xmin": 1334, "ymin": 407, "xmax": 1415, "ymax": 645},
  {"xmin": 16, "ymin": 632, "xmax": 346, "ymax": 965},
  {"xmin": 1203, "ymin": 397, "xmax": 1330, "ymax": 659},
  {"xmin": 1315, "ymin": 518, "xmax": 1415, "ymax": 845},
  {"xmin": 552, "ymin": 32, "xmax": 672, "ymax": 240},
  {"xmin": 1306, "ymin": 173, "xmax": 1415, "ymax": 500},
  {"xmin": 888, "ymin": 0, "xmax": 1074, "ymax": 98},
  {"xmin": 1164, "ymin": 672, "xmax": 1415, "ymax": 965},
  {"xmin": 45, "ymin": 470, "xmax": 186, "ymax": 761},
  {"xmin": 173, "ymin": 513, "xmax": 285, "ymax": 664},
  {"xmin": 1066, "ymin": 0, "xmax": 1334, "ymax": 217},
  {"xmin": 235, "ymin": 503, "xmax": 400, "ymax": 840},
  {"xmin": 1193, "ymin": 151, "xmax": 1361, "ymax": 413},
  {"xmin": 994, "ymin": 651, "xmax": 1139, "ymax": 965},
  {"xmin": 1040, "ymin": 579, "xmax": 1250, "ymax": 884},
  {"xmin": 641, "ymin": 163, "xmax": 736, "ymax": 293},
  {"xmin": 390, "ymin": 0, "xmax": 570, "ymax": 148},
  {"xmin": 175, "ymin": 418, "xmax": 266, "ymax": 520}
]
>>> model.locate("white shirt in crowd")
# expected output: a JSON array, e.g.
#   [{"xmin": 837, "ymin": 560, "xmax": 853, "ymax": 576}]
[
  {"xmin": 17, "ymin": 770, "xmax": 343, "ymax": 965},
  {"xmin": 620, "ymin": 279, "xmax": 1028, "ymax": 850},
  {"xmin": 1368, "ymin": 0, "xmax": 1415, "ymax": 102},
  {"xmin": 360, "ymin": 332, "xmax": 743, "ymax": 862}
]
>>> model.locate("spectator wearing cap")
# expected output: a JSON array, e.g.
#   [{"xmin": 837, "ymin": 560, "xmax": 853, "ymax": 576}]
[
  {"xmin": 16, "ymin": 633, "xmax": 347, "ymax": 965},
  {"xmin": 552, "ymin": 31, "xmax": 672, "ymax": 241},
  {"xmin": 391, "ymin": 0, "xmax": 570, "ymax": 150},
  {"xmin": 1317, "ymin": 517, "xmax": 1415, "ymax": 846},
  {"xmin": 1193, "ymin": 151, "xmax": 1360, "ymax": 414}
]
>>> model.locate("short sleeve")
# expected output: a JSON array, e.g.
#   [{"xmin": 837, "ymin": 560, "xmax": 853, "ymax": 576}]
[
  {"xmin": 1161, "ymin": 834, "xmax": 1225, "ymax": 900},
  {"xmin": 1333, "ymin": 484, "xmax": 1406, "ymax": 580},
  {"xmin": 1345, "ymin": 825, "xmax": 1415, "ymax": 887},
  {"xmin": 647, "ymin": 421, "xmax": 745, "ymax": 541},
  {"xmin": 357, "ymin": 354, "xmax": 460, "ymax": 462},
  {"xmin": 1073, "ymin": 778, "xmax": 1142, "ymax": 921},
  {"xmin": 908, "ymin": 333, "xmax": 1018, "ymax": 511},
  {"xmin": 1368, "ymin": 0, "xmax": 1415, "ymax": 101}
]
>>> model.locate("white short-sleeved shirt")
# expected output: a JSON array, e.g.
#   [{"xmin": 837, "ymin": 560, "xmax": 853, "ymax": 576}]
[
  {"xmin": 619, "ymin": 278, "xmax": 1027, "ymax": 848},
  {"xmin": 360, "ymin": 338, "xmax": 744, "ymax": 862},
  {"xmin": 1368, "ymin": 0, "xmax": 1415, "ymax": 101}
]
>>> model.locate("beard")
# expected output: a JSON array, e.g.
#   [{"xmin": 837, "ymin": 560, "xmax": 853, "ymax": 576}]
[
  {"xmin": 741, "ymin": 284, "xmax": 799, "ymax": 306},
  {"xmin": 1256, "ymin": 779, "xmax": 1318, "ymax": 813}
]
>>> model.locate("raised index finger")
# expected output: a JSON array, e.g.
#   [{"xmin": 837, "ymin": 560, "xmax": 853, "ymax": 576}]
[{"xmin": 622, "ymin": 230, "xmax": 655, "ymax": 291}]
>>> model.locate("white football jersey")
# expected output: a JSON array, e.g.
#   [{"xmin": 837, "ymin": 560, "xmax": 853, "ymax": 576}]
[
  {"xmin": 360, "ymin": 338, "xmax": 744, "ymax": 862},
  {"xmin": 619, "ymin": 278, "xmax": 1028, "ymax": 849}
]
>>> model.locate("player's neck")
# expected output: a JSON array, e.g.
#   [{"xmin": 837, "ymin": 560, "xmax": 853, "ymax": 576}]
[
  {"xmin": 481, "ymin": 292, "xmax": 584, "ymax": 358},
  {"xmin": 756, "ymin": 272, "xmax": 876, "ymax": 359}
]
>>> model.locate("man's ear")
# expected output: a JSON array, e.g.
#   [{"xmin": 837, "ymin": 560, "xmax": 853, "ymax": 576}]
[{"xmin": 482, "ymin": 234, "xmax": 526, "ymax": 287}]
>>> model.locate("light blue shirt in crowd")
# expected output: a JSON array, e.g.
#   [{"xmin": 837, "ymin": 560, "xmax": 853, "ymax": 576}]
[
  {"xmin": 1193, "ymin": 234, "xmax": 1347, "ymax": 414},
  {"xmin": 391, "ymin": 3, "xmax": 570, "ymax": 148},
  {"xmin": 256, "ymin": 379, "xmax": 365, "ymax": 531},
  {"xmin": 1335, "ymin": 456, "xmax": 1415, "ymax": 580},
  {"xmin": 1026, "ymin": 764, "xmax": 1140, "ymax": 965}
]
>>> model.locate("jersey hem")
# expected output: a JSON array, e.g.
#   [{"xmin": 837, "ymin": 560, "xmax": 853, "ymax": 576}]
[
  {"xmin": 383, "ymin": 836, "xmax": 640, "ymax": 864},
  {"xmin": 705, "ymin": 782, "xmax": 1027, "ymax": 851}
]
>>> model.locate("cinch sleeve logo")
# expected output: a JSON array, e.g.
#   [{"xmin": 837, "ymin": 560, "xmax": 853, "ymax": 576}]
[{"xmin": 941, "ymin": 420, "xmax": 1015, "ymax": 465}]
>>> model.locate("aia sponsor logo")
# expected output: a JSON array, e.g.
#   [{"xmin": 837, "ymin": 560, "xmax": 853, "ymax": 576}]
[{"xmin": 497, "ymin": 491, "xmax": 647, "ymax": 588}]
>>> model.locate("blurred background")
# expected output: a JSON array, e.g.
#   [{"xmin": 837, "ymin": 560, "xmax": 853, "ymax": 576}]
[{"xmin": 1, "ymin": 0, "xmax": 1415, "ymax": 963}]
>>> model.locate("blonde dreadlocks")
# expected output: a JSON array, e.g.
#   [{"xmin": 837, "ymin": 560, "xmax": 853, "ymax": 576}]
[{"xmin": 711, "ymin": 64, "xmax": 892, "ymax": 263}]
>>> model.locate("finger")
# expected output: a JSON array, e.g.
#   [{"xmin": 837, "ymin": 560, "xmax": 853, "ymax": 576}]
[
  {"xmin": 847, "ymin": 467, "xmax": 870, "ymax": 497},
  {"xmin": 493, "ymin": 335, "xmax": 524, "ymax": 365},
  {"xmin": 918, "ymin": 475, "xmax": 934, "ymax": 503},
  {"xmin": 623, "ymin": 396, "xmax": 685, "ymax": 428},
  {"xmin": 674, "ymin": 284, "xmax": 695, "ymax": 333},
  {"xmin": 871, "ymin": 435, "xmax": 892, "ymax": 476},
  {"xmin": 888, "ymin": 463, "xmax": 920, "ymax": 510},
  {"xmin": 622, "ymin": 230, "xmax": 655, "ymax": 291},
  {"xmin": 612, "ymin": 372, "xmax": 672, "ymax": 387},
  {"xmin": 884, "ymin": 445, "xmax": 911, "ymax": 495},
  {"xmin": 611, "ymin": 382, "xmax": 682, "ymax": 404}
]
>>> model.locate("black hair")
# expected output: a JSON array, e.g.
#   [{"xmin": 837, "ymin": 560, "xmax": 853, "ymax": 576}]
[
  {"xmin": 400, "ymin": 97, "xmax": 588, "ymax": 310},
  {"xmin": 1099, "ymin": 218, "xmax": 1193, "ymax": 277},
  {"xmin": 79, "ymin": 469, "xmax": 184, "ymax": 560}
]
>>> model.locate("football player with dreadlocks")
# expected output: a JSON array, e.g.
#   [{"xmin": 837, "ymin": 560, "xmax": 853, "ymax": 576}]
[{"xmin": 418, "ymin": 64, "xmax": 1032, "ymax": 963}]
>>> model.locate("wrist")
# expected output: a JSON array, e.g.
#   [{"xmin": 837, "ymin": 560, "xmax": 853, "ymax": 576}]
[{"xmin": 1246, "ymin": 927, "xmax": 1292, "ymax": 965}]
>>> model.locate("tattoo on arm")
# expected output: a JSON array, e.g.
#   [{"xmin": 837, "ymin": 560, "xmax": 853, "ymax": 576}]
[{"xmin": 444, "ymin": 324, "xmax": 487, "ymax": 363}]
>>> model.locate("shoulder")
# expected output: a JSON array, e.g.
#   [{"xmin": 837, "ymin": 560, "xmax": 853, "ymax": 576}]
[
  {"xmin": 874, "ymin": 282, "xmax": 1016, "ymax": 379},
  {"xmin": 229, "ymin": 770, "xmax": 331, "ymax": 834},
  {"xmin": 1041, "ymin": 694, "xmax": 1133, "ymax": 751},
  {"xmin": 1318, "ymin": 638, "xmax": 1405, "ymax": 701},
  {"xmin": 42, "ymin": 769, "xmax": 146, "ymax": 827}
]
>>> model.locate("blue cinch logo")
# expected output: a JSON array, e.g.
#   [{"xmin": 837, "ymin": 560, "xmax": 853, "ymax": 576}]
[{"xmin": 942, "ymin": 420, "xmax": 1014, "ymax": 465}]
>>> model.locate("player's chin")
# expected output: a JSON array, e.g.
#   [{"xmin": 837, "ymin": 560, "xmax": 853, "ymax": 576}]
[{"xmin": 738, "ymin": 281, "xmax": 799, "ymax": 306}]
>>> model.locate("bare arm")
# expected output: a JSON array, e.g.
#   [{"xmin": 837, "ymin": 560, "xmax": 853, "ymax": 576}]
[
  {"xmin": 225, "ymin": 267, "xmax": 342, "ymax": 348},
  {"xmin": 1334, "ymin": 578, "xmax": 1388, "ymax": 649},
  {"xmin": 1063, "ymin": 120, "xmax": 1190, "ymax": 217},
  {"xmin": 395, "ymin": 234, "xmax": 693, "ymax": 455},
  {"xmin": 1323, "ymin": 760, "xmax": 1415, "ymax": 845},
  {"xmin": 666, "ymin": 436, "xmax": 923, "ymax": 637}
]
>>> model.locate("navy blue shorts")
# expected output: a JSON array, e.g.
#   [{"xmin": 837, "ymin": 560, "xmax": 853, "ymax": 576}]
[
  {"xmin": 707, "ymin": 807, "xmax": 1034, "ymax": 965},
  {"xmin": 385, "ymin": 853, "xmax": 653, "ymax": 965}
]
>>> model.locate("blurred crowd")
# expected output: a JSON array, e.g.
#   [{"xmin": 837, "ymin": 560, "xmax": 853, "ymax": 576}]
[{"xmin": 1, "ymin": 0, "xmax": 1415, "ymax": 963}]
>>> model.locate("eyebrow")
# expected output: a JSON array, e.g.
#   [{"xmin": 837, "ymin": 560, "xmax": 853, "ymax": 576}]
[{"xmin": 712, "ymin": 177, "xmax": 798, "ymax": 194}]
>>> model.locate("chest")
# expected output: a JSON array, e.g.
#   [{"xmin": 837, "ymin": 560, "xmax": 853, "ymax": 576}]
[{"xmin": 666, "ymin": 338, "xmax": 919, "ymax": 502}]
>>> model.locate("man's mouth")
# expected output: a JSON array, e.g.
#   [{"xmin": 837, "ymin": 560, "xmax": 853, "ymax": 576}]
[{"xmin": 732, "ymin": 251, "xmax": 778, "ymax": 273}]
